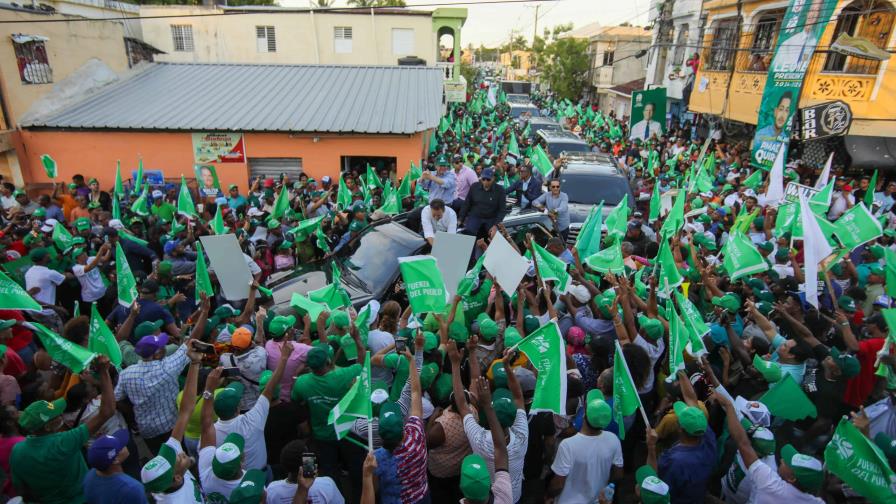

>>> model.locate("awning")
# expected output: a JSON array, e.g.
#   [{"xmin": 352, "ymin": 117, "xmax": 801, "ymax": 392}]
[
  {"xmin": 844, "ymin": 135, "xmax": 896, "ymax": 170},
  {"xmin": 11, "ymin": 34, "xmax": 49, "ymax": 44}
]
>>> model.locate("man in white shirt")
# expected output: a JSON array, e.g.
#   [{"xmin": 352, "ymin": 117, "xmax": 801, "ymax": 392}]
[
  {"xmin": 25, "ymin": 248, "xmax": 67, "ymax": 306},
  {"xmin": 548, "ymin": 390, "xmax": 623, "ymax": 503},
  {"xmin": 828, "ymin": 184, "xmax": 855, "ymax": 220},
  {"xmin": 265, "ymin": 439, "xmax": 344, "ymax": 503},
  {"xmin": 629, "ymin": 102, "xmax": 663, "ymax": 141},
  {"xmin": 72, "ymin": 243, "xmax": 112, "ymax": 304},
  {"xmin": 421, "ymin": 199, "xmax": 458, "ymax": 246}
]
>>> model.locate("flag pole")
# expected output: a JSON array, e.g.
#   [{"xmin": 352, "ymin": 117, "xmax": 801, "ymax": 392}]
[
  {"xmin": 615, "ymin": 341, "xmax": 651, "ymax": 428},
  {"xmin": 365, "ymin": 351, "xmax": 373, "ymax": 452}
]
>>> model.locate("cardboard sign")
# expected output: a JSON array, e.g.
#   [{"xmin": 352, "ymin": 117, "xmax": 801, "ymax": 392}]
[
  {"xmin": 200, "ymin": 234, "xmax": 253, "ymax": 301},
  {"xmin": 431, "ymin": 232, "xmax": 476, "ymax": 298},
  {"xmin": 483, "ymin": 233, "xmax": 529, "ymax": 296},
  {"xmin": 784, "ymin": 182, "xmax": 819, "ymax": 203}
]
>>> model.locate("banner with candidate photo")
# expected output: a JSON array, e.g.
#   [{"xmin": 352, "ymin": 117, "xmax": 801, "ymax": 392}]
[
  {"xmin": 628, "ymin": 88, "xmax": 666, "ymax": 141},
  {"xmin": 750, "ymin": 0, "xmax": 837, "ymax": 170}
]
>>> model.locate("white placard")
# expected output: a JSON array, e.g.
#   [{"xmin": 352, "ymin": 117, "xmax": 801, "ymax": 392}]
[
  {"xmin": 200, "ymin": 234, "xmax": 253, "ymax": 301},
  {"xmin": 483, "ymin": 232, "xmax": 529, "ymax": 296},
  {"xmin": 431, "ymin": 232, "xmax": 476, "ymax": 299}
]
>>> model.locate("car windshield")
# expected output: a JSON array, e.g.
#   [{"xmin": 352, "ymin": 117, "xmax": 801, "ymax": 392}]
[
  {"xmin": 531, "ymin": 124, "xmax": 561, "ymax": 137},
  {"xmin": 559, "ymin": 173, "xmax": 630, "ymax": 206},
  {"xmin": 339, "ymin": 222, "xmax": 424, "ymax": 290},
  {"xmin": 510, "ymin": 107, "xmax": 539, "ymax": 118},
  {"xmin": 546, "ymin": 142, "xmax": 589, "ymax": 158}
]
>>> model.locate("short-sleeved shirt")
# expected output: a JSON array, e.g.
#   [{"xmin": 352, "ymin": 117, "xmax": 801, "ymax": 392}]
[
  {"xmin": 151, "ymin": 202, "xmax": 177, "ymax": 223},
  {"xmin": 25, "ymin": 264, "xmax": 66, "ymax": 305},
  {"xmin": 291, "ymin": 364, "xmax": 362, "ymax": 441},
  {"xmin": 550, "ymin": 431, "xmax": 623, "ymax": 504},
  {"xmin": 214, "ymin": 395, "xmax": 270, "ymax": 470},
  {"xmin": 374, "ymin": 416, "xmax": 428, "ymax": 504},
  {"xmin": 264, "ymin": 477, "xmax": 344, "ymax": 503},
  {"xmin": 73, "ymin": 259, "xmax": 107, "ymax": 302},
  {"xmin": 265, "ymin": 340, "xmax": 310, "ymax": 403},
  {"xmin": 658, "ymin": 427, "xmax": 718, "ymax": 503},
  {"xmin": 11, "ymin": 423, "xmax": 89, "ymax": 504},
  {"xmin": 110, "ymin": 299, "xmax": 176, "ymax": 342},
  {"xmin": 150, "ymin": 438, "xmax": 203, "ymax": 503},
  {"xmin": 633, "ymin": 335, "xmax": 665, "ymax": 394},
  {"xmin": 463, "ymin": 409, "xmax": 529, "ymax": 503},
  {"xmin": 747, "ymin": 458, "xmax": 824, "ymax": 504},
  {"xmin": 83, "ymin": 469, "xmax": 148, "ymax": 504}
]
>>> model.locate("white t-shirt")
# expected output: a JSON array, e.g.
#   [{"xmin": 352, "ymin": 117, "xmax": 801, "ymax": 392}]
[
  {"xmin": 747, "ymin": 459, "xmax": 824, "ymax": 504},
  {"xmin": 721, "ymin": 453, "xmax": 775, "ymax": 504},
  {"xmin": 366, "ymin": 329, "xmax": 395, "ymax": 385},
  {"xmin": 25, "ymin": 264, "xmax": 65, "ymax": 305},
  {"xmin": 633, "ymin": 335, "xmax": 665, "ymax": 394},
  {"xmin": 151, "ymin": 438, "xmax": 203, "ymax": 503},
  {"xmin": 463, "ymin": 409, "xmax": 529, "ymax": 503},
  {"xmin": 265, "ymin": 477, "xmax": 345, "ymax": 503},
  {"xmin": 214, "ymin": 395, "xmax": 270, "ymax": 471},
  {"xmin": 550, "ymin": 431, "xmax": 623, "ymax": 504},
  {"xmin": 198, "ymin": 445, "xmax": 244, "ymax": 503},
  {"xmin": 73, "ymin": 259, "xmax": 107, "ymax": 302}
]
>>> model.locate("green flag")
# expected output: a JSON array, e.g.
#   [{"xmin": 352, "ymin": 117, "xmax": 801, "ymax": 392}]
[
  {"xmin": 516, "ymin": 321, "xmax": 567, "ymax": 415},
  {"xmin": 584, "ymin": 240, "xmax": 624, "ymax": 274},
  {"xmin": 604, "ymin": 194, "xmax": 630, "ymax": 243},
  {"xmin": 809, "ymin": 180, "xmax": 835, "ymax": 212},
  {"xmin": 759, "ymin": 374, "xmax": 817, "ymax": 421},
  {"xmin": 134, "ymin": 159, "xmax": 144, "ymax": 195},
  {"xmin": 287, "ymin": 216, "xmax": 325, "ymax": 242},
  {"xmin": 675, "ymin": 291, "xmax": 710, "ymax": 353},
  {"xmin": 365, "ymin": 165, "xmax": 384, "ymax": 190},
  {"xmin": 309, "ymin": 264, "xmax": 352, "ymax": 311},
  {"xmin": 194, "ymin": 242, "xmax": 214, "ymax": 303},
  {"xmin": 272, "ymin": 187, "xmax": 290, "ymax": 220},
  {"xmin": 410, "ymin": 161, "xmax": 423, "ymax": 181},
  {"xmin": 377, "ymin": 183, "xmax": 402, "ymax": 215},
  {"xmin": 532, "ymin": 242, "xmax": 571, "ymax": 294},
  {"xmin": 834, "ymin": 203, "xmax": 883, "ymax": 250},
  {"xmin": 531, "ymin": 145, "xmax": 554, "ymax": 178},
  {"xmin": 211, "ymin": 205, "xmax": 228, "ymax": 235},
  {"xmin": 88, "ymin": 303, "xmax": 122, "ymax": 368},
  {"xmin": 398, "ymin": 255, "xmax": 448, "ymax": 314},
  {"xmin": 177, "ymin": 175, "xmax": 196, "ymax": 218},
  {"xmin": 508, "ymin": 134, "xmax": 520, "ymax": 158},
  {"xmin": 825, "ymin": 417, "xmax": 896, "ymax": 503},
  {"xmin": 575, "ymin": 202, "xmax": 604, "ymax": 258},
  {"xmin": 865, "ymin": 170, "xmax": 878, "ymax": 208},
  {"xmin": 315, "ymin": 226, "xmax": 331, "ymax": 254},
  {"xmin": 648, "ymin": 183, "xmax": 661, "ymax": 223},
  {"xmin": 732, "ymin": 208, "xmax": 760, "ymax": 235},
  {"xmin": 0, "ymin": 270, "xmax": 42, "ymax": 311},
  {"xmin": 119, "ymin": 229, "xmax": 149, "ymax": 247},
  {"xmin": 612, "ymin": 340, "xmax": 644, "ymax": 440},
  {"xmin": 337, "ymin": 177, "xmax": 353, "ymax": 211},
  {"xmin": 396, "ymin": 173, "xmax": 412, "ymax": 201},
  {"xmin": 41, "ymin": 154, "xmax": 57, "ymax": 179},
  {"xmin": 886, "ymin": 249, "xmax": 896, "ymax": 298},
  {"xmin": 52, "ymin": 222, "xmax": 74, "ymax": 252},
  {"xmin": 742, "ymin": 170, "xmax": 763, "ymax": 191},
  {"xmin": 328, "ymin": 352, "xmax": 372, "ymax": 439},
  {"xmin": 114, "ymin": 160, "xmax": 124, "ymax": 196},
  {"xmin": 28, "ymin": 321, "xmax": 96, "ymax": 374},
  {"xmin": 456, "ymin": 252, "xmax": 487, "ymax": 298},
  {"xmin": 659, "ymin": 189, "xmax": 686, "ymax": 238},
  {"xmin": 290, "ymin": 293, "xmax": 328, "ymax": 323},
  {"xmin": 115, "ymin": 242, "xmax": 138, "ymax": 307},
  {"xmin": 111, "ymin": 193, "xmax": 121, "ymax": 221},
  {"xmin": 131, "ymin": 186, "xmax": 150, "ymax": 217},
  {"xmin": 655, "ymin": 238, "xmax": 684, "ymax": 295},
  {"xmin": 667, "ymin": 303, "xmax": 687, "ymax": 378},
  {"xmin": 722, "ymin": 232, "xmax": 769, "ymax": 281}
]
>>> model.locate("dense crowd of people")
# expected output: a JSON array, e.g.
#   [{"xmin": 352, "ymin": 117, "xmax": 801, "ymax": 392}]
[{"xmin": 0, "ymin": 80, "xmax": 895, "ymax": 504}]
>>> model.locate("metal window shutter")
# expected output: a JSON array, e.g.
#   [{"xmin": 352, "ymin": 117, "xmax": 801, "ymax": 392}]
[{"xmin": 248, "ymin": 158, "xmax": 303, "ymax": 179}]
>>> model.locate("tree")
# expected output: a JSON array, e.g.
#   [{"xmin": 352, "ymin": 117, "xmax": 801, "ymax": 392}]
[
  {"xmin": 312, "ymin": 0, "xmax": 336, "ymax": 6},
  {"xmin": 460, "ymin": 61, "xmax": 477, "ymax": 92},
  {"xmin": 540, "ymin": 37, "xmax": 590, "ymax": 101}
]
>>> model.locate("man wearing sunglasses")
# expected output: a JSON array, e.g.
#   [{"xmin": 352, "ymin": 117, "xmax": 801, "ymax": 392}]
[
  {"xmin": 533, "ymin": 180, "xmax": 570, "ymax": 241},
  {"xmin": 460, "ymin": 168, "xmax": 507, "ymax": 239}
]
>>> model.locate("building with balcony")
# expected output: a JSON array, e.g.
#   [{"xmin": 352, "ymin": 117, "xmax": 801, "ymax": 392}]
[
  {"xmin": 499, "ymin": 50, "xmax": 533, "ymax": 80},
  {"xmin": 586, "ymin": 25, "xmax": 652, "ymax": 113},
  {"xmin": 689, "ymin": 0, "xmax": 896, "ymax": 170},
  {"xmin": 644, "ymin": 0, "xmax": 705, "ymax": 121}
]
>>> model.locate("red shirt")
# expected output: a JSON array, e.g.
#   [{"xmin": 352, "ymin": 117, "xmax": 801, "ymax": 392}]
[
  {"xmin": 0, "ymin": 310, "xmax": 31, "ymax": 352},
  {"xmin": 2, "ymin": 348, "xmax": 25, "ymax": 378},
  {"xmin": 844, "ymin": 337, "xmax": 886, "ymax": 407}
]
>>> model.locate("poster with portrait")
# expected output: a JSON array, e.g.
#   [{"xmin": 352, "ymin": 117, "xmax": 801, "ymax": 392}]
[
  {"xmin": 750, "ymin": 0, "xmax": 837, "ymax": 170},
  {"xmin": 628, "ymin": 88, "xmax": 666, "ymax": 141},
  {"xmin": 193, "ymin": 164, "xmax": 221, "ymax": 198},
  {"xmin": 192, "ymin": 132, "xmax": 246, "ymax": 164}
]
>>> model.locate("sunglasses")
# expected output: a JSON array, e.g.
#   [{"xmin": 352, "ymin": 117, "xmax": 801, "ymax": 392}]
[{"xmin": 550, "ymin": 185, "xmax": 560, "ymax": 189}]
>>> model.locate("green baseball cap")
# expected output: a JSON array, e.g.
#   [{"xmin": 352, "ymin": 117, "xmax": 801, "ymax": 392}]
[
  {"xmin": 229, "ymin": 469, "xmax": 266, "ymax": 504},
  {"xmin": 328, "ymin": 310, "xmax": 350, "ymax": 329},
  {"xmin": 637, "ymin": 315, "xmax": 664, "ymax": 341},
  {"xmin": 257, "ymin": 370, "xmax": 280, "ymax": 398},
  {"xmin": 422, "ymin": 331, "xmax": 439, "ymax": 352},
  {"xmin": 33, "ymin": 207, "xmax": 46, "ymax": 218},
  {"xmin": 213, "ymin": 382, "xmax": 245, "ymax": 419},
  {"xmin": 157, "ymin": 260, "xmax": 173, "ymax": 277},
  {"xmin": 753, "ymin": 354, "xmax": 782, "ymax": 383},
  {"xmin": 268, "ymin": 315, "xmax": 296, "ymax": 338},
  {"xmin": 134, "ymin": 320, "xmax": 163, "ymax": 339},
  {"xmin": 448, "ymin": 321, "xmax": 469, "ymax": 343},
  {"xmin": 757, "ymin": 241, "xmax": 774, "ymax": 252},
  {"xmin": 636, "ymin": 465, "xmax": 671, "ymax": 504},
  {"xmin": 503, "ymin": 326, "xmax": 522, "ymax": 348},
  {"xmin": 585, "ymin": 389, "xmax": 611, "ymax": 429},
  {"xmin": 19, "ymin": 397, "xmax": 66, "ymax": 431},
  {"xmin": 212, "ymin": 432, "xmax": 245, "ymax": 480},
  {"xmin": 214, "ymin": 305, "xmax": 240, "ymax": 318},
  {"xmin": 306, "ymin": 346, "xmax": 330, "ymax": 370},
  {"xmin": 829, "ymin": 346, "xmax": 860, "ymax": 379},
  {"xmin": 74, "ymin": 218, "xmax": 91, "ymax": 231},
  {"xmin": 491, "ymin": 361, "xmax": 508, "ymax": 389},
  {"xmin": 378, "ymin": 401, "xmax": 404, "ymax": 442},
  {"xmin": 70, "ymin": 247, "xmax": 86, "ymax": 259},
  {"xmin": 460, "ymin": 454, "xmax": 491, "ymax": 501},
  {"xmin": 431, "ymin": 374, "xmax": 453, "ymax": 403},
  {"xmin": 141, "ymin": 443, "xmax": 178, "ymax": 493},
  {"xmin": 672, "ymin": 401, "xmax": 707, "ymax": 436},
  {"xmin": 837, "ymin": 295, "xmax": 857, "ymax": 313},
  {"xmin": 420, "ymin": 362, "xmax": 439, "ymax": 390},
  {"xmin": 755, "ymin": 301, "xmax": 774, "ymax": 316},
  {"xmin": 339, "ymin": 334, "xmax": 359, "ymax": 361},
  {"xmin": 478, "ymin": 317, "xmax": 499, "ymax": 341},
  {"xmin": 781, "ymin": 444, "xmax": 823, "ymax": 491},
  {"xmin": 492, "ymin": 388, "xmax": 516, "ymax": 428},
  {"xmin": 750, "ymin": 426, "xmax": 776, "ymax": 458},
  {"xmin": 712, "ymin": 293, "xmax": 741, "ymax": 313}
]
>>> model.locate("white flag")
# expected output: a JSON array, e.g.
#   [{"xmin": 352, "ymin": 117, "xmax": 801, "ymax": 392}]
[
  {"xmin": 799, "ymin": 192, "xmax": 833, "ymax": 309},
  {"xmin": 765, "ymin": 144, "xmax": 786, "ymax": 206},
  {"xmin": 815, "ymin": 152, "xmax": 833, "ymax": 189},
  {"xmin": 487, "ymin": 85, "xmax": 497, "ymax": 107}
]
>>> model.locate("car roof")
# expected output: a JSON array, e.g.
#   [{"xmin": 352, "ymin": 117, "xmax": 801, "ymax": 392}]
[
  {"xmin": 538, "ymin": 130, "xmax": 587, "ymax": 143},
  {"xmin": 509, "ymin": 102, "xmax": 538, "ymax": 110},
  {"xmin": 562, "ymin": 163, "xmax": 625, "ymax": 177}
]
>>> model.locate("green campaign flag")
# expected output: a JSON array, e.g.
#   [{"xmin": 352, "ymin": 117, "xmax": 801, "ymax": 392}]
[
  {"xmin": 886, "ymin": 249, "xmax": 896, "ymax": 298},
  {"xmin": 647, "ymin": 151, "xmax": 660, "ymax": 177},
  {"xmin": 290, "ymin": 293, "xmax": 328, "ymax": 323},
  {"xmin": 659, "ymin": 189, "xmax": 686, "ymax": 238},
  {"xmin": 825, "ymin": 417, "xmax": 896, "ymax": 503},
  {"xmin": 612, "ymin": 340, "xmax": 644, "ymax": 440},
  {"xmin": 834, "ymin": 203, "xmax": 882, "ymax": 250},
  {"xmin": 522, "ymin": 122, "xmax": 531, "ymax": 138},
  {"xmin": 410, "ymin": 161, "xmax": 423, "ymax": 181},
  {"xmin": 648, "ymin": 183, "xmax": 661, "ymax": 223},
  {"xmin": 584, "ymin": 240, "xmax": 624, "ymax": 274},
  {"xmin": 531, "ymin": 145, "xmax": 554, "ymax": 178},
  {"xmin": 337, "ymin": 177, "xmax": 352, "ymax": 211},
  {"xmin": 0, "ymin": 270, "xmax": 42, "ymax": 311},
  {"xmin": 115, "ymin": 242, "xmax": 138, "ymax": 307},
  {"xmin": 774, "ymin": 201, "xmax": 798, "ymax": 237},
  {"xmin": 691, "ymin": 163, "xmax": 714, "ymax": 194},
  {"xmin": 309, "ymin": 263, "xmax": 352, "ymax": 311},
  {"xmin": 111, "ymin": 193, "xmax": 121, "ymax": 221},
  {"xmin": 134, "ymin": 159, "xmax": 144, "ymax": 194},
  {"xmin": 655, "ymin": 238, "xmax": 684, "ymax": 296},
  {"xmin": 722, "ymin": 232, "xmax": 768, "ymax": 281},
  {"xmin": 131, "ymin": 186, "xmax": 150, "ymax": 217},
  {"xmin": 288, "ymin": 216, "xmax": 324, "ymax": 242},
  {"xmin": 675, "ymin": 291, "xmax": 710, "ymax": 354},
  {"xmin": 516, "ymin": 321, "xmax": 567, "ymax": 415},
  {"xmin": 865, "ymin": 170, "xmax": 878, "ymax": 208},
  {"xmin": 508, "ymin": 134, "xmax": 520, "ymax": 158},
  {"xmin": 496, "ymin": 120, "xmax": 509, "ymax": 138},
  {"xmin": 438, "ymin": 116, "xmax": 450, "ymax": 135},
  {"xmin": 28, "ymin": 321, "xmax": 96, "ymax": 374},
  {"xmin": 114, "ymin": 160, "xmax": 124, "ymax": 196},
  {"xmin": 759, "ymin": 374, "xmax": 817, "ymax": 421},
  {"xmin": 733, "ymin": 208, "xmax": 760, "ymax": 234},
  {"xmin": 377, "ymin": 183, "xmax": 402, "ymax": 215},
  {"xmin": 271, "ymin": 187, "xmax": 290, "ymax": 220},
  {"xmin": 428, "ymin": 130, "xmax": 438, "ymax": 155},
  {"xmin": 457, "ymin": 252, "xmax": 487, "ymax": 298},
  {"xmin": 575, "ymin": 202, "xmax": 604, "ymax": 259},
  {"xmin": 177, "ymin": 175, "xmax": 196, "ymax": 218},
  {"xmin": 315, "ymin": 226, "xmax": 331, "ymax": 254},
  {"xmin": 88, "ymin": 303, "xmax": 122, "ymax": 368},
  {"xmin": 194, "ymin": 242, "xmax": 214, "ymax": 303},
  {"xmin": 365, "ymin": 165, "xmax": 383, "ymax": 190},
  {"xmin": 328, "ymin": 352, "xmax": 372, "ymax": 439},
  {"xmin": 742, "ymin": 170, "xmax": 763, "ymax": 190},
  {"xmin": 532, "ymin": 242, "xmax": 571, "ymax": 294},
  {"xmin": 41, "ymin": 154, "xmax": 57, "ymax": 179},
  {"xmin": 52, "ymin": 222, "xmax": 74, "ymax": 252},
  {"xmin": 211, "ymin": 205, "xmax": 228, "ymax": 235},
  {"xmin": 119, "ymin": 229, "xmax": 149, "ymax": 247},
  {"xmin": 605, "ymin": 194, "xmax": 630, "ymax": 243},
  {"xmin": 396, "ymin": 172, "xmax": 412, "ymax": 201},
  {"xmin": 667, "ymin": 303, "xmax": 687, "ymax": 378},
  {"xmin": 398, "ymin": 255, "xmax": 448, "ymax": 314}
]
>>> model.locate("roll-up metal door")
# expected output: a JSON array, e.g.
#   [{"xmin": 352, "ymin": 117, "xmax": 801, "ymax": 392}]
[{"xmin": 248, "ymin": 158, "xmax": 303, "ymax": 180}]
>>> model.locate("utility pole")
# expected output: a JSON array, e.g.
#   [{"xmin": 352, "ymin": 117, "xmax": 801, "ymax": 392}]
[{"xmin": 533, "ymin": 4, "xmax": 540, "ymax": 45}]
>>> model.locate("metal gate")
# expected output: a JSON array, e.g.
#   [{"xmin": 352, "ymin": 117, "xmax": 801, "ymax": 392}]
[{"xmin": 247, "ymin": 158, "xmax": 303, "ymax": 181}]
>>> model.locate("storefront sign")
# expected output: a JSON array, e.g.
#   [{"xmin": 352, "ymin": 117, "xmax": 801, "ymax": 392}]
[
  {"xmin": 192, "ymin": 132, "xmax": 245, "ymax": 164},
  {"xmin": 750, "ymin": 0, "xmax": 838, "ymax": 170},
  {"xmin": 444, "ymin": 82, "xmax": 467, "ymax": 103},
  {"xmin": 800, "ymin": 100, "xmax": 852, "ymax": 140}
]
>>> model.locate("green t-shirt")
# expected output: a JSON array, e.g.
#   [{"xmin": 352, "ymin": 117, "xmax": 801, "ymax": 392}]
[
  {"xmin": 11, "ymin": 423, "xmax": 88, "ymax": 504},
  {"xmin": 291, "ymin": 364, "xmax": 361, "ymax": 440},
  {"xmin": 151, "ymin": 201, "xmax": 176, "ymax": 223},
  {"xmin": 462, "ymin": 279, "xmax": 493, "ymax": 327}
]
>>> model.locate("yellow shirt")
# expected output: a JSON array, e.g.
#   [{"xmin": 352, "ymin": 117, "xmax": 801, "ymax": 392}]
[{"xmin": 176, "ymin": 389, "xmax": 222, "ymax": 440}]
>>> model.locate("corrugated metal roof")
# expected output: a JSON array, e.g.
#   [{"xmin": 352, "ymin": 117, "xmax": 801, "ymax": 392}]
[{"xmin": 23, "ymin": 63, "xmax": 445, "ymax": 134}]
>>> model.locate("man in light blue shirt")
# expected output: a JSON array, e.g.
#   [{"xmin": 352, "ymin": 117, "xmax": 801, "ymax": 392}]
[{"xmin": 420, "ymin": 155, "xmax": 457, "ymax": 204}]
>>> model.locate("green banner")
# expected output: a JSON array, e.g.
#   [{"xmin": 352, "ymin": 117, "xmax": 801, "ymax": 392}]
[
  {"xmin": 751, "ymin": 0, "xmax": 838, "ymax": 169},
  {"xmin": 398, "ymin": 255, "xmax": 448, "ymax": 315},
  {"xmin": 628, "ymin": 88, "xmax": 666, "ymax": 141}
]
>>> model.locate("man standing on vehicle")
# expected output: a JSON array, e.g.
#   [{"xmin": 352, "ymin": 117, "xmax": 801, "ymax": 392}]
[
  {"xmin": 420, "ymin": 154, "xmax": 457, "ymax": 205},
  {"xmin": 460, "ymin": 168, "xmax": 506, "ymax": 239},
  {"xmin": 506, "ymin": 164, "xmax": 543, "ymax": 209},
  {"xmin": 452, "ymin": 154, "xmax": 479, "ymax": 212},
  {"xmin": 421, "ymin": 199, "xmax": 458, "ymax": 246}
]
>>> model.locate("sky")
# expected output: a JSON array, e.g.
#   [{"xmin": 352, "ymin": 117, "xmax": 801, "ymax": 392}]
[{"xmin": 279, "ymin": 0, "xmax": 651, "ymax": 47}]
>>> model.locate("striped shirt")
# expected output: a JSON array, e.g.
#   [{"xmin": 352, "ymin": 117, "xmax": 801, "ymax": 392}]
[
  {"xmin": 374, "ymin": 416, "xmax": 428, "ymax": 504},
  {"xmin": 114, "ymin": 345, "xmax": 189, "ymax": 438}
]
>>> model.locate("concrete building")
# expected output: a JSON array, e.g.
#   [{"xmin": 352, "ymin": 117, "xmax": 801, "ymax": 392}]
[
  {"xmin": 643, "ymin": 0, "xmax": 704, "ymax": 121},
  {"xmin": 499, "ymin": 50, "xmax": 533, "ymax": 80},
  {"xmin": 586, "ymin": 26, "xmax": 652, "ymax": 112}
]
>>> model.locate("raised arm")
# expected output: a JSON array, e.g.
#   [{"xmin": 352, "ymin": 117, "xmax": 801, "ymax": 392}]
[
  {"xmin": 447, "ymin": 341, "xmax": 472, "ymax": 416},
  {"xmin": 715, "ymin": 392, "xmax": 759, "ymax": 468},
  {"xmin": 171, "ymin": 352, "xmax": 202, "ymax": 442},
  {"xmin": 475, "ymin": 376, "xmax": 508, "ymax": 472},
  {"xmin": 263, "ymin": 341, "xmax": 294, "ymax": 401},
  {"xmin": 84, "ymin": 356, "xmax": 115, "ymax": 436},
  {"xmin": 404, "ymin": 349, "xmax": 423, "ymax": 418},
  {"xmin": 200, "ymin": 367, "xmax": 223, "ymax": 449}
]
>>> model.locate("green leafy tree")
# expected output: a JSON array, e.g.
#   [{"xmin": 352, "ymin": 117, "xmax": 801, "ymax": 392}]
[
  {"xmin": 540, "ymin": 37, "xmax": 590, "ymax": 101},
  {"xmin": 460, "ymin": 61, "xmax": 477, "ymax": 92}
]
